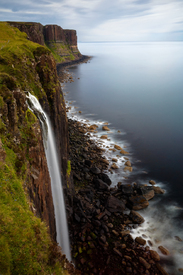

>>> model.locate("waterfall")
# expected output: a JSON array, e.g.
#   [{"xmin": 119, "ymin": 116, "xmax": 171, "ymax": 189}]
[{"xmin": 26, "ymin": 92, "xmax": 71, "ymax": 261}]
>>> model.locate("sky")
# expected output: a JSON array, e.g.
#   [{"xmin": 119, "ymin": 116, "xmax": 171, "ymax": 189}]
[{"xmin": 0, "ymin": 0, "xmax": 183, "ymax": 41}]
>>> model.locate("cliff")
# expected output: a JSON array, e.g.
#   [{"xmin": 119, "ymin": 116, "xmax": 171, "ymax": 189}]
[
  {"xmin": 8, "ymin": 22, "xmax": 82, "ymax": 63},
  {"xmin": 0, "ymin": 22, "xmax": 76, "ymax": 274}
]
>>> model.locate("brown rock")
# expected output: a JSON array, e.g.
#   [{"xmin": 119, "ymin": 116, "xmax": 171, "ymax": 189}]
[
  {"xmin": 100, "ymin": 135, "xmax": 108, "ymax": 139},
  {"xmin": 150, "ymin": 250, "xmax": 160, "ymax": 261},
  {"xmin": 156, "ymin": 263, "xmax": 169, "ymax": 275},
  {"xmin": 158, "ymin": 246, "xmax": 170, "ymax": 255},
  {"xmin": 120, "ymin": 230, "xmax": 130, "ymax": 237},
  {"xmin": 102, "ymin": 126, "xmax": 110, "ymax": 131},
  {"xmin": 111, "ymin": 163, "xmax": 119, "ymax": 169},
  {"xmin": 120, "ymin": 149, "xmax": 129, "ymax": 155},
  {"xmin": 149, "ymin": 180, "xmax": 156, "ymax": 185},
  {"xmin": 153, "ymin": 186, "xmax": 165, "ymax": 194},
  {"xmin": 124, "ymin": 166, "xmax": 133, "ymax": 172},
  {"xmin": 129, "ymin": 210, "xmax": 145, "ymax": 224},
  {"xmin": 107, "ymin": 196, "xmax": 125, "ymax": 213},
  {"xmin": 125, "ymin": 160, "xmax": 131, "ymax": 167},
  {"xmin": 88, "ymin": 124, "xmax": 98, "ymax": 130},
  {"xmin": 143, "ymin": 190, "xmax": 155, "ymax": 201},
  {"xmin": 135, "ymin": 237, "xmax": 146, "ymax": 245},
  {"xmin": 113, "ymin": 248, "xmax": 122, "ymax": 257},
  {"xmin": 139, "ymin": 257, "xmax": 151, "ymax": 269},
  {"xmin": 128, "ymin": 196, "xmax": 149, "ymax": 210},
  {"xmin": 114, "ymin": 144, "xmax": 122, "ymax": 150}
]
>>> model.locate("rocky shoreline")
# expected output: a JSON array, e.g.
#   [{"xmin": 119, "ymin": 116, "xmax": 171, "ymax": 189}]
[
  {"xmin": 66, "ymin": 117, "xmax": 170, "ymax": 275},
  {"xmin": 57, "ymin": 65, "xmax": 174, "ymax": 275}
]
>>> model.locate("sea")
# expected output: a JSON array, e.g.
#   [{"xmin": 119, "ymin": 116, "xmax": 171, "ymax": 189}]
[{"xmin": 62, "ymin": 42, "xmax": 183, "ymax": 274}]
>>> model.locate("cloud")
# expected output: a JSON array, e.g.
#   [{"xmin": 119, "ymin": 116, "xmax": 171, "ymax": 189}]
[{"xmin": 0, "ymin": 0, "xmax": 183, "ymax": 41}]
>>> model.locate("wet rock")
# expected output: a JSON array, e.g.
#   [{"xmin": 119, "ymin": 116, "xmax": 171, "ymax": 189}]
[
  {"xmin": 111, "ymin": 163, "xmax": 119, "ymax": 169},
  {"xmin": 90, "ymin": 167, "xmax": 101, "ymax": 174},
  {"xmin": 102, "ymin": 126, "xmax": 110, "ymax": 131},
  {"xmin": 156, "ymin": 263, "xmax": 169, "ymax": 275},
  {"xmin": 100, "ymin": 158, "xmax": 109, "ymax": 165},
  {"xmin": 150, "ymin": 250, "xmax": 160, "ymax": 261},
  {"xmin": 139, "ymin": 186, "xmax": 155, "ymax": 201},
  {"xmin": 100, "ymin": 135, "xmax": 108, "ymax": 139},
  {"xmin": 149, "ymin": 180, "xmax": 156, "ymax": 185},
  {"xmin": 158, "ymin": 246, "xmax": 170, "ymax": 255},
  {"xmin": 125, "ymin": 160, "xmax": 131, "ymax": 167},
  {"xmin": 98, "ymin": 173, "xmax": 111, "ymax": 185},
  {"xmin": 129, "ymin": 210, "xmax": 145, "ymax": 224},
  {"xmin": 94, "ymin": 178, "xmax": 109, "ymax": 191},
  {"xmin": 88, "ymin": 124, "xmax": 98, "ymax": 130},
  {"xmin": 114, "ymin": 144, "xmax": 122, "ymax": 150},
  {"xmin": 121, "ymin": 230, "xmax": 130, "ymax": 237},
  {"xmin": 106, "ymin": 196, "xmax": 125, "ymax": 213},
  {"xmin": 124, "ymin": 166, "xmax": 133, "ymax": 172},
  {"xmin": 135, "ymin": 237, "xmax": 146, "ymax": 245},
  {"xmin": 127, "ymin": 195, "xmax": 149, "ymax": 210},
  {"xmin": 120, "ymin": 149, "xmax": 129, "ymax": 155},
  {"xmin": 121, "ymin": 184, "xmax": 133, "ymax": 195},
  {"xmin": 113, "ymin": 248, "xmax": 122, "ymax": 257},
  {"xmin": 153, "ymin": 186, "xmax": 165, "ymax": 194},
  {"xmin": 139, "ymin": 257, "xmax": 151, "ymax": 269}
]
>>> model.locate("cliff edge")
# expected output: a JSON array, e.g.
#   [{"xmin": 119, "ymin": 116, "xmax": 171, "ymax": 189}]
[{"xmin": 0, "ymin": 22, "xmax": 77, "ymax": 274}]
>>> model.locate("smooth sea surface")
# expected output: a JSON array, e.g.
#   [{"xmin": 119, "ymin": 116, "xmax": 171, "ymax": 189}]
[{"xmin": 63, "ymin": 42, "xmax": 183, "ymax": 273}]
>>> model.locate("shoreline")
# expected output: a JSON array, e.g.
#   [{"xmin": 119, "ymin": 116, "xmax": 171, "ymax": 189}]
[{"xmin": 58, "ymin": 69, "xmax": 174, "ymax": 275}]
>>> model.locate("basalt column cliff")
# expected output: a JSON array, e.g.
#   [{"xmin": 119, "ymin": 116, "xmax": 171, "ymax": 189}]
[{"xmin": 0, "ymin": 22, "xmax": 80, "ymax": 274}]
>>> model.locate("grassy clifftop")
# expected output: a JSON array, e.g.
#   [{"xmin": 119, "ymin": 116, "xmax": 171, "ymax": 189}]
[{"xmin": 0, "ymin": 22, "xmax": 74, "ymax": 275}]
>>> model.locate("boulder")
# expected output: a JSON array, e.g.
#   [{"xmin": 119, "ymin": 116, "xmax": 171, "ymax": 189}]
[
  {"xmin": 150, "ymin": 250, "xmax": 160, "ymax": 261},
  {"xmin": 125, "ymin": 160, "xmax": 131, "ymax": 167},
  {"xmin": 102, "ymin": 126, "xmax": 110, "ymax": 131},
  {"xmin": 100, "ymin": 135, "xmax": 108, "ymax": 139},
  {"xmin": 129, "ymin": 210, "xmax": 145, "ymax": 224},
  {"xmin": 106, "ymin": 196, "xmax": 125, "ymax": 213},
  {"xmin": 90, "ymin": 167, "xmax": 101, "ymax": 174},
  {"xmin": 93, "ymin": 179, "xmax": 109, "ymax": 191},
  {"xmin": 139, "ymin": 186, "xmax": 155, "ymax": 201},
  {"xmin": 139, "ymin": 257, "xmax": 151, "ymax": 269},
  {"xmin": 121, "ymin": 184, "xmax": 133, "ymax": 196},
  {"xmin": 124, "ymin": 166, "xmax": 133, "ymax": 172},
  {"xmin": 158, "ymin": 246, "xmax": 170, "ymax": 255},
  {"xmin": 156, "ymin": 263, "xmax": 169, "ymax": 275},
  {"xmin": 149, "ymin": 180, "xmax": 156, "ymax": 185},
  {"xmin": 135, "ymin": 237, "xmax": 146, "ymax": 245},
  {"xmin": 88, "ymin": 124, "xmax": 98, "ymax": 130},
  {"xmin": 120, "ymin": 149, "xmax": 129, "ymax": 155},
  {"xmin": 127, "ymin": 195, "xmax": 149, "ymax": 210},
  {"xmin": 153, "ymin": 186, "xmax": 165, "ymax": 194},
  {"xmin": 98, "ymin": 173, "xmax": 111, "ymax": 185},
  {"xmin": 111, "ymin": 163, "xmax": 119, "ymax": 169},
  {"xmin": 114, "ymin": 144, "xmax": 122, "ymax": 150}
]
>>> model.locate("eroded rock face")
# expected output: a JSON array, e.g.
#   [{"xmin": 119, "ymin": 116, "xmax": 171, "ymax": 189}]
[{"xmin": 44, "ymin": 24, "xmax": 65, "ymax": 42}]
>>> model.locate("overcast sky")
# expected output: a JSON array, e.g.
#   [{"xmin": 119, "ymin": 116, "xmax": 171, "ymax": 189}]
[{"xmin": 1, "ymin": 0, "xmax": 183, "ymax": 41}]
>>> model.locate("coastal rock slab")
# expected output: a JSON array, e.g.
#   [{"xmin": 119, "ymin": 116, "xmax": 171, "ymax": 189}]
[
  {"xmin": 124, "ymin": 166, "xmax": 133, "ymax": 172},
  {"xmin": 135, "ymin": 237, "xmax": 146, "ymax": 245},
  {"xmin": 120, "ymin": 149, "xmax": 129, "ymax": 155},
  {"xmin": 106, "ymin": 196, "xmax": 125, "ymax": 213},
  {"xmin": 156, "ymin": 263, "xmax": 169, "ymax": 275},
  {"xmin": 149, "ymin": 180, "xmax": 156, "ymax": 185},
  {"xmin": 125, "ymin": 160, "xmax": 131, "ymax": 167},
  {"xmin": 139, "ymin": 257, "xmax": 151, "ymax": 269},
  {"xmin": 114, "ymin": 144, "xmax": 122, "ymax": 150},
  {"xmin": 100, "ymin": 135, "xmax": 108, "ymax": 139}
]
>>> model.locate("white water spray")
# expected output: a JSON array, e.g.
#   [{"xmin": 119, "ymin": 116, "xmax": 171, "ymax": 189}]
[{"xmin": 26, "ymin": 92, "xmax": 71, "ymax": 261}]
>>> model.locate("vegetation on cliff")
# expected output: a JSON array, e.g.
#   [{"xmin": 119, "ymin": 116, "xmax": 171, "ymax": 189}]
[{"xmin": 0, "ymin": 22, "xmax": 76, "ymax": 274}]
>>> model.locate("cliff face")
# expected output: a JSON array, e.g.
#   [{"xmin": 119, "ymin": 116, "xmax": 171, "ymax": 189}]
[
  {"xmin": 9, "ymin": 22, "xmax": 81, "ymax": 63},
  {"xmin": 0, "ymin": 22, "xmax": 74, "ymax": 244},
  {"xmin": 8, "ymin": 21, "xmax": 45, "ymax": 45}
]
